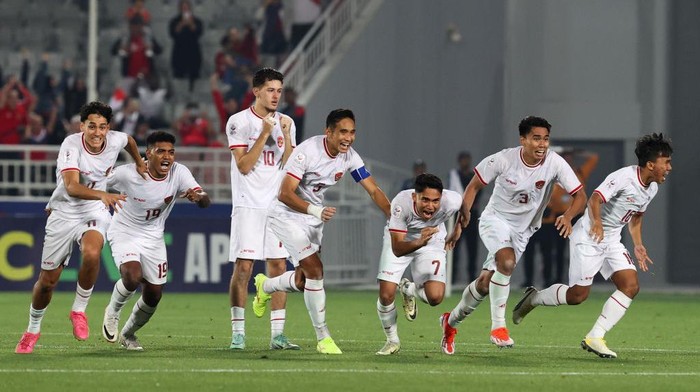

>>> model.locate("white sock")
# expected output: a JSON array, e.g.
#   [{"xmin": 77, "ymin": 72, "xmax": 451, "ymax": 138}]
[
  {"xmin": 71, "ymin": 283, "xmax": 93, "ymax": 312},
  {"xmin": 121, "ymin": 297, "xmax": 157, "ymax": 337},
  {"xmin": 270, "ymin": 309, "xmax": 286, "ymax": 338},
  {"xmin": 27, "ymin": 305, "xmax": 46, "ymax": 334},
  {"xmin": 376, "ymin": 299, "xmax": 399, "ymax": 343},
  {"xmin": 404, "ymin": 281, "xmax": 429, "ymax": 304},
  {"xmin": 448, "ymin": 280, "xmax": 484, "ymax": 327},
  {"xmin": 263, "ymin": 271, "xmax": 301, "ymax": 293},
  {"xmin": 231, "ymin": 306, "xmax": 245, "ymax": 335},
  {"xmin": 489, "ymin": 271, "xmax": 511, "ymax": 330},
  {"xmin": 532, "ymin": 284, "xmax": 569, "ymax": 306},
  {"xmin": 587, "ymin": 290, "xmax": 633, "ymax": 338},
  {"xmin": 303, "ymin": 278, "xmax": 329, "ymax": 340},
  {"xmin": 108, "ymin": 279, "xmax": 136, "ymax": 315}
]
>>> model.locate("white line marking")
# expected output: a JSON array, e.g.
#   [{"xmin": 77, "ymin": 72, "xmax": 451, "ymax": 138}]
[{"xmin": 0, "ymin": 369, "xmax": 698, "ymax": 376}]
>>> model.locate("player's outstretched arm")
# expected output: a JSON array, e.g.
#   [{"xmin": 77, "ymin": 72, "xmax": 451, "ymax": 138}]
[
  {"xmin": 586, "ymin": 192, "xmax": 605, "ymax": 243},
  {"xmin": 62, "ymin": 170, "xmax": 126, "ymax": 210},
  {"xmin": 628, "ymin": 214, "xmax": 653, "ymax": 272},
  {"xmin": 555, "ymin": 186, "xmax": 587, "ymax": 238},
  {"xmin": 124, "ymin": 135, "xmax": 147, "ymax": 179},
  {"xmin": 181, "ymin": 188, "xmax": 211, "ymax": 208},
  {"xmin": 460, "ymin": 176, "xmax": 486, "ymax": 228},
  {"xmin": 390, "ymin": 227, "xmax": 438, "ymax": 257},
  {"xmin": 359, "ymin": 176, "xmax": 391, "ymax": 219},
  {"xmin": 278, "ymin": 174, "xmax": 336, "ymax": 222}
]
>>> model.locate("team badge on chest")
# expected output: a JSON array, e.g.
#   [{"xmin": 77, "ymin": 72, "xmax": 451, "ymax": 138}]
[
  {"xmin": 164, "ymin": 196, "xmax": 173, "ymax": 204},
  {"xmin": 535, "ymin": 180, "xmax": 545, "ymax": 189},
  {"xmin": 335, "ymin": 172, "xmax": 343, "ymax": 181},
  {"xmin": 277, "ymin": 136, "xmax": 284, "ymax": 148}
]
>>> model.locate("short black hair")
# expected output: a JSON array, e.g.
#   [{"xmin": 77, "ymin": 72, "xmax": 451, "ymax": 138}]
[
  {"xmin": 79, "ymin": 101, "xmax": 113, "ymax": 123},
  {"xmin": 146, "ymin": 131, "xmax": 176, "ymax": 148},
  {"xmin": 518, "ymin": 116, "xmax": 551, "ymax": 137},
  {"xmin": 635, "ymin": 133, "xmax": 673, "ymax": 167},
  {"xmin": 414, "ymin": 173, "xmax": 443, "ymax": 193},
  {"xmin": 252, "ymin": 67, "xmax": 284, "ymax": 88},
  {"xmin": 326, "ymin": 109, "xmax": 355, "ymax": 129}
]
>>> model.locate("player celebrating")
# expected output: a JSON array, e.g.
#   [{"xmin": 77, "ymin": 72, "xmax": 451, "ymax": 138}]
[
  {"xmin": 225, "ymin": 67, "xmax": 298, "ymax": 350},
  {"xmin": 512, "ymin": 133, "xmax": 672, "ymax": 359},
  {"xmin": 15, "ymin": 101, "xmax": 146, "ymax": 354},
  {"xmin": 375, "ymin": 173, "xmax": 463, "ymax": 355},
  {"xmin": 439, "ymin": 116, "xmax": 586, "ymax": 355},
  {"xmin": 100, "ymin": 131, "xmax": 209, "ymax": 350},
  {"xmin": 252, "ymin": 109, "xmax": 391, "ymax": 354}
]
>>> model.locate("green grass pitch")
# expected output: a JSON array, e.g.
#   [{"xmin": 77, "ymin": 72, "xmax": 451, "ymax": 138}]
[{"xmin": 1, "ymin": 289, "xmax": 698, "ymax": 391}]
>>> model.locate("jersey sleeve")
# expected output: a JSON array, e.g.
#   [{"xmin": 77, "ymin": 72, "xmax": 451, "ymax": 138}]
[
  {"xmin": 442, "ymin": 190, "xmax": 463, "ymax": 216},
  {"xmin": 285, "ymin": 143, "xmax": 309, "ymax": 181},
  {"xmin": 348, "ymin": 149, "xmax": 370, "ymax": 183},
  {"xmin": 593, "ymin": 170, "xmax": 626, "ymax": 204},
  {"xmin": 288, "ymin": 116, "xmax": 297, "ymax": 148},
  {"xmin": 174, "ymin": 163, "xmax": 202, "ymax": 194},
  {"xmin": 107, "ymin": 164, "xmax": 130, "ymax": 193},
  {"xmin": 473, "ymin": 150, "xmax": 505, "ymax": 185},
  {"xmin": 110, "ymin": 130, "xmax": 129, "ymax": 150},
  {"xmin": 388, "ymin": 197, "xmax": 409, "ymax": 233},
  {"xmin": 226, "ymin": 115, "xmax": 248, "ymax": 150},
  {"xmin": 56, "ymin": 136, "xmax": 81, "ymax": 174},
  {"xmin": 553, "ymin": 154, "xmax": 583, "ymax": 195}
]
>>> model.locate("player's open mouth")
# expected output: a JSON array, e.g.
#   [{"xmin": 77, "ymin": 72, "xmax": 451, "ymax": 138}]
[{"xmin": 160, "ymin": 161, "xmax": 170, "ymax": 170}]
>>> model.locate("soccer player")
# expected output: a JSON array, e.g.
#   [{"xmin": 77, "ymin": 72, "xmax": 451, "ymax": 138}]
[
  {"xmin": 252, "ymin": 109, "xmax": 391, "ymax": 354},
  {"xmin": 101, "ymin": 131, "xmax": 210, "ymax": 350},
  {"xmin": 226, "ymin": 67, "xmax": 298, "ymax": 350},
  {"xmin": 375, "ymin": 173, "xmax": 463, "ymax": 355},
  {"xmin": 512, "ymin": 133, "xmax": 672, "ymax": 359},
  {"xmin": 439, "ymin": 116, "xmax": 586, "ymax": 355},
  {"xmin": 15, "ymin": 101, "xmax": 146, "ymax": 354}
]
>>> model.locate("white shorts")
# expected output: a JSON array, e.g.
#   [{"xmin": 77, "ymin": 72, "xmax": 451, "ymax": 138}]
[
  {"xmin": 268, "ymin": 211, "xmax": 323, "ymax": 266},
  {"xmin": 40, "ymin": 208, "xmax": 111, "ymax": 270},
  {"xmin": 229, "ymin": 207, "xmax": 288, "ymax": 261},
  {"xmin": 478, "ymin": 213, "xmax": 535, "ymax": 271},
  {"xmin": 377, "ymin": 227, "xmax": 447, "ymax": 286},
  {"xmin": 567, "ymin": 226, "xmax": 636, "ymax": 287},
  {"xmin": 108, "ymin": 231, "xmax": 168, "ymax": 285}
]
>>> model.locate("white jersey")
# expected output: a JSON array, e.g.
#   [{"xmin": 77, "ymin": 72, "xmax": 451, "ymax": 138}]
[
  {"xmin": 578, "ymin": 165, "xmax": 658, "ymax": 243},
  {"xmin": 270, "ymin": 135, "xmax": 369, "ymax": 215},
  {"xmin": 226, "ymin": 107, "xmax": 296, "ymax": 209},
  {"xmin": 475, "ymin": 147, "xmax": 582, "ymax": 232},
  {"xmin": 48, "ymin": 131, "xmax": 128, "ymax": 215},
  {"xmin": 388, "ymin": 189, "xmax": 462, "ymax": 251},
  {"xmin": 107, "ymin": 162, "xmax": 201, "ymax": 240}
]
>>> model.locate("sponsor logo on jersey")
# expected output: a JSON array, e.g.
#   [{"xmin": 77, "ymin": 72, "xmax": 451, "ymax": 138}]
[
  {"xmin": 626, "ymin": 197, "xmax": 636, "ymax": 203},
  {"xmin": 334, "ymin": 172, "xmax": 343, "ymax": 181},
  {"xmin": 277, "ymin": 136, "xmax": 284, "ymax": 148},
  {"xmin": 164, "ymin": 196, "xmax": 173, "ymax": 204},
  {"xmin": 535, "ymin": 180, "xmax": 545, "ymax": 189},
  {"xmin": 133, "ymin": 197, "xmax": 146, "ymax": 202},
  {"xmin": 505, "ymin": 178, "xmax": 516, "ymax": 185},
  {"xmin": 42, "ymin": 260, "xmax": 55, "ymax": 267}
]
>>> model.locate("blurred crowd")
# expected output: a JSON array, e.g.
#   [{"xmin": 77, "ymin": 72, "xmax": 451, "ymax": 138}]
[{"xmin": 0, "ymin": 0, "xmax": 325, "ymax": 151}]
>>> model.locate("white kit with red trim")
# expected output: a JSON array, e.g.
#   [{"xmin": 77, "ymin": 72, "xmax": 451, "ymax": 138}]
[
  {"xmin": 225, "ymin": 107, "xmax": 297, "ymax": 209},
  {"xmin": 47, "ymin": 131, "xmax": 128, "ymax": 215},
  {"xmin": 107, "ymin": 162, "xmax": 201, "ymax": 238},
  {"xmin": 579, "ymin": 165, "xmax": 658, "ymax": 244},
  {"xmin": 474, "ymin": 146, "xmax": 583, "ymax": 232}
]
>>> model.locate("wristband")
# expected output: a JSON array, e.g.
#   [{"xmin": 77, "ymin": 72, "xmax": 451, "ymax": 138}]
[{"xmin": 307, "ymin": 204, "xmax": 325, "ymax": 220}]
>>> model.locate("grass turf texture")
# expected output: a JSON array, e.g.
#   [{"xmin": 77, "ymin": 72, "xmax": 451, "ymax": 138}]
[{"xmin": 1, "ymin": 290, "xmax": 698, "ymax": 391}]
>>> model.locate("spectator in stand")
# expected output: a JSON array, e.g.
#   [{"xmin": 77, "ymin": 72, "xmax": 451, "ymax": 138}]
[
  {"xmin": 169, "ymin": 0, "xmax": 203, "ymax": 93},
  {"xmin": 1, "ymin": 75, "xmax": 35, "ymax": 145},
  {"xmin": 132, "ymin": 72, "xmax": 171, "ymax": 130},
  {"xmin": 401, "ymin": 160, "xmax": 428, "ymax": 191},
  {"xmin": 60, "ymin": 59, "xmax": 87, "ymax": 124},
  {"xmin": 31, "ymin": 53, "xmax": 61, "ymax": 121},
  {"xmin": 23, "ymin": 111, "xmax": 56, "ymax": 196},
  {"xmin": 279, "ymin": 88, "xmax": 305, "ymax": 144},
  {"xmin": 173, "ymin": 102, "xmax": 214, "ymax": 147},
  {"xmin": 126, "ymin": 0, "xmax": 151, "ymax": 25},
  {"xmin": 62, "ymin": 114, "xmax": 81, "ymax": 136},
  {"xmin": 210, "ymin": 73, "xmax": 239, "ymax": 134},
  {"xmin": 290, "ymin": 0, "xmax": 321, "ymax": 50},
  {"xmin": 111, "ymin": 15, "xmax": 162, "ymax": 91},
  {"xmin": 239, "ymin": 24, "xmax": 260, "ymax": 67},
  {"xmin": 113, "ymin": 97, "xmax": 147, "ymax": 139},
  {"xmin": 259, "ymin": 0, "xmax": 288, "ymax": 68}
]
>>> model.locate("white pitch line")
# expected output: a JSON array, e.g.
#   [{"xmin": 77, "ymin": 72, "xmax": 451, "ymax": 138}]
[{"xmin": 0, "ymin": 369, "xmax": 698, "ymax": 377}]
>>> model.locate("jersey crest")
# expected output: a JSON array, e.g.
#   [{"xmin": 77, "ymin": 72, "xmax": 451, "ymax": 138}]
[
  {"xmin": 277, "ymin": 136, "xmax": 284, "ymax": 148},
  {"xmin": 335, "ymin": 172, "xmax": 343, "ymax": 181},
  {"xmin": 535, "ymin": 180, "xmax": 545, "ymax": 189}
]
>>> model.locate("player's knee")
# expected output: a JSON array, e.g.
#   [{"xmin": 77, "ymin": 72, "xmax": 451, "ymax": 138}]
[
  {"xmin": 567, "ymin": 290, "xmax": 589, "ymax": 305},
  {"xmin": 121, "ymin": 271, "xmax": 142, "ymax": 290},
  {"xmin": 427, "ymin": 296, "xmax": 443, "ymax": 307},
  {"xmin": 619, "ymin": 283, "xmax": 639, "ymax": 299},
  {"xmin": 80, "ymin": 247, "xmax": 102, "ymax": 264},
  {"xmin": 35, "ymin": 277, "xmax": 58, "ymax": 293}
]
